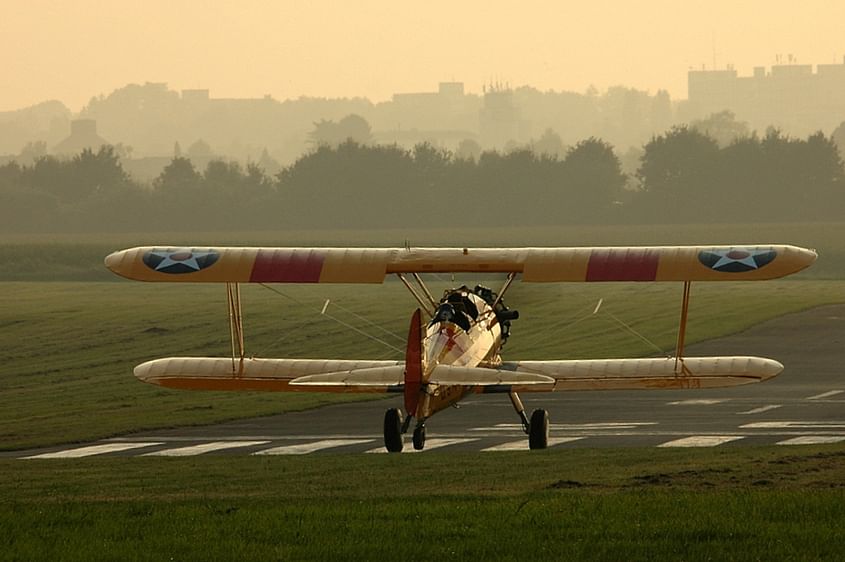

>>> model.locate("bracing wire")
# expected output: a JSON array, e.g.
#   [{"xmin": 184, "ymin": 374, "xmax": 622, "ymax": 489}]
[
  {"xmin": 515, "ymin": 297, "xmax": 669, "ymax": 357},
  {"xmin": 599, "ymin": 310, "xmax": 669, "ymax": 357},
  {"xmin": 320, "ymin": 309, "xmax": 405, "ymax": 355},
  {"xmin": 257, "ymin": 283, "xmax": 404, "ymax": 356},
  {"xmin": 321, "ymin": 299, "xmax": 405, "ymax": 343}
]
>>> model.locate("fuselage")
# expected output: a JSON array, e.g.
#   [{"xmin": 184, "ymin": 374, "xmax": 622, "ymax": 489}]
[{"xmin": 415, "ymin": 288, "xmax": 507, "ymax": 418}]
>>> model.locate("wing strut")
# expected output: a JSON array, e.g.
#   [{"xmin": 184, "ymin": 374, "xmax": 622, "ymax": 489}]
[
  {"xmin": 674, "ymin": 281, "xmax": 692, "ymax": 375},
  {"xmin": 226, "ymin": 282, "xmax": 245, "ymax": 375},
  {"xmin": 396, "ymin": 273, "xmax": 436, "ymax": 316},
  {"xmin": 492, "ymin": 272, "xmax": 517, "ymax": 309}
]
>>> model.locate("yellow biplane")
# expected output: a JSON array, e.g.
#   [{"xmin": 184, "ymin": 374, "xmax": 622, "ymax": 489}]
[{"xmin": 106, "ymin": 244, "xmax": 816, "ymax": 452}]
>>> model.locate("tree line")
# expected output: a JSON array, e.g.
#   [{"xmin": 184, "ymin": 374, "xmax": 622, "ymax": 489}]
[{"xmin": 1, "ymin": 128, "xmax": 842, "ymax": 233}]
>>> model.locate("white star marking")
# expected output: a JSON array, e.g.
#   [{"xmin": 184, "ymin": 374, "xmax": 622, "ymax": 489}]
[
  {"xmin": 149, "ymin": 249, "xmax": 215, "ymax": 272},
  {"xmin": 710, "ymin": 249, "xmax": 763, "ymax": 270}
]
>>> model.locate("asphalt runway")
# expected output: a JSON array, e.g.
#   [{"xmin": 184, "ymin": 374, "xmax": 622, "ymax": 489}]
[{"xmin": 14, "ymin": 304, "xmax": 845, "ymax": 458}]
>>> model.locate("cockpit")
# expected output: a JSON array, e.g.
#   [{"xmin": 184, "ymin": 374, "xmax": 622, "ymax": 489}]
[
  {"xmin": 427, "ymin": 284, "xmax": 519, "ymax": 341},
  {"xmin": 429, "ymin": 287, "xmax": 479, "ymax": 332}
]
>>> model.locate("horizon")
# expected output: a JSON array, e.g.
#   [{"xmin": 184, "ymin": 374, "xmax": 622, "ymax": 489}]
[{"xmin": 3, "ymin": 1, "xmax": 845, "ymax": 112}]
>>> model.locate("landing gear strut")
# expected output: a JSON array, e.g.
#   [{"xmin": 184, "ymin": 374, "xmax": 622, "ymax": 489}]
[
  {"xmin": 383, "ymin": 408, "xmax": 404, "ymax": 452},
  {"xmin": 412, "ymin": 424, "xmax": 426, "ymax": 450},
  {"xmin": 508, "ymin": 391, "xmax": 531, "ymax": 434}
]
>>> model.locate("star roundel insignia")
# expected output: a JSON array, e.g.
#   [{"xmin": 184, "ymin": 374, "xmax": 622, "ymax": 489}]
[
  {"xmin": 698, "ymin": 248, "xmax": 777, "ymax": 273},
  {"xmin": 143, "ymin": 248, "xmax": 220, "ymax": 274}
]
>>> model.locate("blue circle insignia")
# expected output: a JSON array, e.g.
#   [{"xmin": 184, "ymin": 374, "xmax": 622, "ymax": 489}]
[{"xmin": 143, "ymin": 248, "xmax": 220, "ymax": 274}]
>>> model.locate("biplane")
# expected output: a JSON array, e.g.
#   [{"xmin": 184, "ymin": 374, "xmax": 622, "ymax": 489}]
[{"xmin": 106, "ymin": 244, "xmax": 816, "ymax": 452}]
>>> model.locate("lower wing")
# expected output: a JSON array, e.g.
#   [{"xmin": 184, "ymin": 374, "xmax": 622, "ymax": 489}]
[
  {"xmin": 134, "ymin": 355, "xmax": 781, "ymax": 392},
  {"xmin": 500, "ymin": 356, "xmax": 782, "ymax": 391}
]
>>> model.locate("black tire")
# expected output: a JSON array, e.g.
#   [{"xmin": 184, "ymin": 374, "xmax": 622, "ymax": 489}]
[
  {"xmin": 528, "ymin": 409, "xmax": 549, "ymax": 450},
  {"xmin": 383, "ymin": 408, "xmax": 404, "ymax": 452},
  {"xmin": 412, "ymin": 424, "xmax": 426, "ymax": 451}
]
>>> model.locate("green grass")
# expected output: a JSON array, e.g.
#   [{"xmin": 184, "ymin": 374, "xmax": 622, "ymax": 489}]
[
  {"xmin": 2, "ymin": 279, "xmax": 845, "ymax": 450},
  {"xmin": 3, "ymin": 447, "xmax": 845, "ymax": 560}
]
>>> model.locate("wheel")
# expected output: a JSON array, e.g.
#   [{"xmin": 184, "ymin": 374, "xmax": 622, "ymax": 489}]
[
  {"xmin": 383, "ymin": 408, "xmax": 404, "ymax": 452},
  {"xmin": 528, "ymin": 409, "xmax": 549, "ymax": 450},
  {"xmin": 412, "ymin": 424, "xmax": 426, "ymax": 450}
]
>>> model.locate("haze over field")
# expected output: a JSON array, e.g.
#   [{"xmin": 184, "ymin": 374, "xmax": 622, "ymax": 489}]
[{"xmin": 3, "ymin": 0, "xmax": 845, "ymax": 111}]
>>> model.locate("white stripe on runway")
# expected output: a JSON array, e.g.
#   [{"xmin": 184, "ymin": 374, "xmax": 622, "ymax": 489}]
[
  {"xmin": 475, "ymin": 422, "xmax": 657, "ymax": 431},
  {"xmin": 776, "ymin": 436, "xmax": 845, "ymax": 446},
  {"xmin": 365, "ymin": 438, "xmax": 477, "ymax": 454},
  {"xmin": 254, "ymin": 439, "xmax": 374, "ymax": 455},
  {"xmin": 23, "ymin": 442, "xmax": 164, "ymax": 459},
  {"xmin": 806, "ymin": 390, "xmax": 844, "ymax": 400},
  {"xmin": 143, "ymin": 441, "xmax": 270, "ymax": 456},
  {"xmin": 737, "ymin": 405, "xmax": 782, "ymax": 415},
  {"xmin": 667, "ymin": 399, "xmax": 727, "ymax": 406},
  {"xmin": 658, "ymin": 435, "xmax": 744, "ymax": 448},
  {"xmin": 482, "ymin": 437, "xmax": 584, "ymax": 451},
  {"xmin": 741, "ymin": 421, "xmax": 845, "ymax": 429}
]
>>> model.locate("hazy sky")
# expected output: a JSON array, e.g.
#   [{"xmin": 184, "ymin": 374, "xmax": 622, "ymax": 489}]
[{"xmin": 3, "ymin": 0, "xmax": 845, "ymax": 112}]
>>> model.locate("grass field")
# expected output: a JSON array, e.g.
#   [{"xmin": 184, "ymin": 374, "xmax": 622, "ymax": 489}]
[
  {"xmin": 2, "ymin": 225, "xmax": 844, "ymax": 559},
  {"xmin": 4, "ymin": 446, "xmax": 845, "ymax": 560}
]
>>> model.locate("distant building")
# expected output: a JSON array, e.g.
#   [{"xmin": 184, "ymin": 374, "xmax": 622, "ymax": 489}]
[
  {"xmin": 181, "ymin": 89, "xmax": 210, "ymax": 103},
  {"xmin": 52, "ymin": 119, "xmax": 110, "ymax": 155},
  {"xmin": 687, "ymin": 58, "xmax": 845, "ymax": 134},
  {"xmin": 386, "ymin": 82, "xmax": 478, "ymax": 133},
  {"xmin": 376, "ymin": 82, "xmax": 481, "ymax": 149},
  {"xmin": 479, "ymin": 84, "xmax": 526, "ymax": 149}
]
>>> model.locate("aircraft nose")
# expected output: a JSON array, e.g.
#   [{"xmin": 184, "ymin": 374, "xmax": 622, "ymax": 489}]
[{"xmin": 104, "ymin": 250, "xmax": 122, "ymax": 272}]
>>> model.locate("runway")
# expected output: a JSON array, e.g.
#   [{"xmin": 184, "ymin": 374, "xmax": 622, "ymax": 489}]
[{"xmin": 12, "ymin": 304, "xmax": 845, "ymax": 458}]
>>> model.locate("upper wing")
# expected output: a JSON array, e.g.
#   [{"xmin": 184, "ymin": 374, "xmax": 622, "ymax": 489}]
[{"xmin": 105, "ymin": 245, "xmax": 816, "ymax": 283}]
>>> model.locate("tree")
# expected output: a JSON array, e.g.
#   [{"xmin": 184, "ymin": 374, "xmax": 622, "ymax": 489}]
[
  {"xmin": 308, "ymin": 114, "xmax": 372, "ymax": 146},
  {"xmin": 690, "ymin": 111, "xmax": 750, "ymax": 147},
  {"xmin": 153, "ymin": 157, "xmax": 201, "ymax": 193},
  {"xmin": 455, "ymin": 138, "xmax": 481, "ymax": 161},
  {"xmin": 637, "ymin": 126, "xmax": 720, "ymax": 218},
  {"xmin": 17, "ymin": 141, "xmax": 47, "ymax": 165},
  {"xmin": 532, "ymin": 128, "xmax": 565, "ymax": 158},
  {"xmin": 832, "ymin": 121, "xmax": 845, "ymax": 161},
  {"xmin": 187, "ymin": 139, "xmax": 214, "ymax": 160},
  {"xmin": 563, "ymin": 138, "xmax": 626, "ymax": 214}
]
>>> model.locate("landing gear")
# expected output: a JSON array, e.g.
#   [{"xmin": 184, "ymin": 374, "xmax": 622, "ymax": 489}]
[
  {"xmin": 508, "ymin": 391, "xmax": 531, "ymax": 434},
  {"xmin": 528, "ymin": 409, "xmax": 549, "ymax": 450},
  {"xmin": 412, "ymin": 424, "xmax": 426, "ymax": 450},
  {"xmin": 383, "ymin": 408, "xmax": 404, "ymax": 452}
]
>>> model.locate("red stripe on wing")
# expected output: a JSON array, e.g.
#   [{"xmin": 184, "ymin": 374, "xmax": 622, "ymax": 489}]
[
  {"xmin": 249, "ymin": 249, "xmax": 325, "ymax": 282},
  {"xmin": 586, "ymin": 248, "xmax": 659, "ymax": 281}
]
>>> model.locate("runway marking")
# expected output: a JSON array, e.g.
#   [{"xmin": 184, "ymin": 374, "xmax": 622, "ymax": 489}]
[
  {"xmin": 474, "ymin": 422, "xmax": 658, "ymax": 431},
  {"xmin": 806, "ymin": 390, "xmax": 844, "ymax": 400},
  {"xmin": 776, "ymin": 436, "xmax": 845, "ymax": 446},
  {"xmin": 22, "ymin": 442, "xmax": 164, "ymax": 459},
  {"xmin": 254, "ymin": 439, "xmax": 375, "ymax": 455},
  {"xmin": 365, "ymin": 438, "xmax": 477, "ymax": 454},
  {"xmin": 481, "ymin": 437, "xmax": 584, "ymax": 451},
  {"xmin": 737, "ymin": 405, "xmax": 782, "ymax": 415},
  {"xmin": 741, "ymin": 421, "xmax": 845, "ymax": 429},
  {"xmin": 657, "ymin": 435, "xmax": 744, "ymax": 448},
  {"xmin": 667, "ymin": 399, "xmax": 727, "ymax": 406},
  {"xmin": 143, "ymin": 440, "xmax": 270, "ymax": 456}
]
